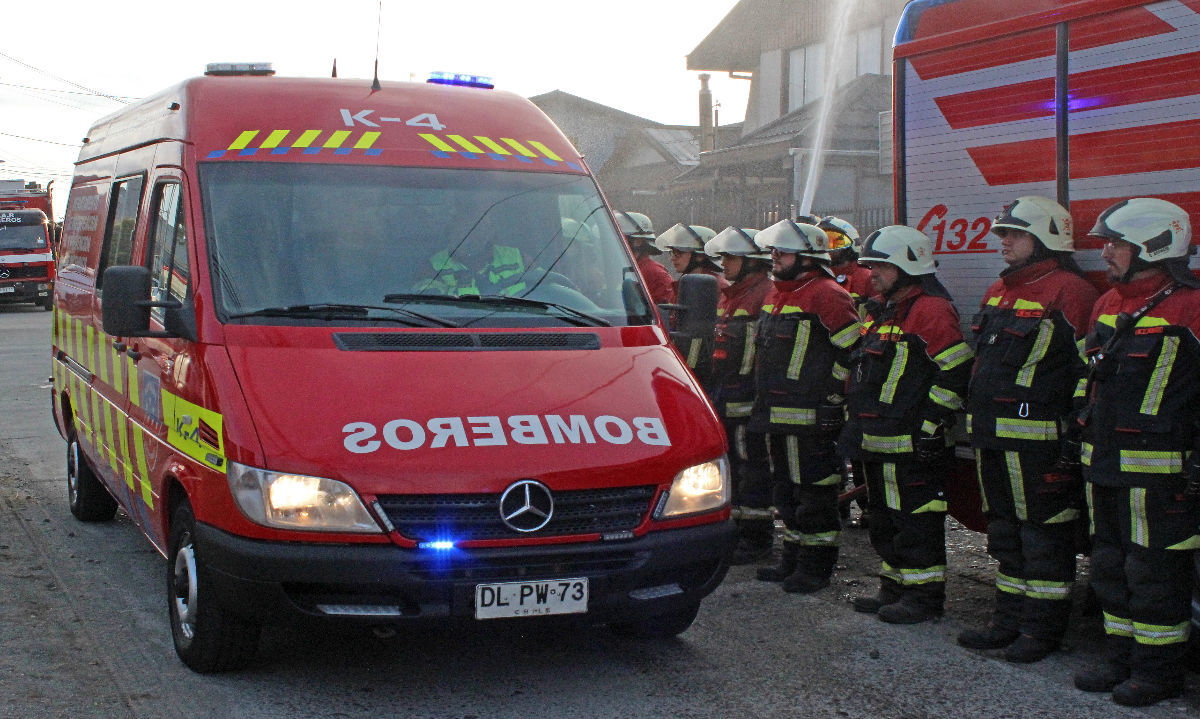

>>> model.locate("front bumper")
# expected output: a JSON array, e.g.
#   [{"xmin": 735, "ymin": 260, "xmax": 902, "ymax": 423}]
[
  {"xmin": 196, "ymin": 520, "xmax": 737, "ymax": 625},
  {"xmin": 0, "ymin": 280, "xmax": 50, "ymax": 303}
]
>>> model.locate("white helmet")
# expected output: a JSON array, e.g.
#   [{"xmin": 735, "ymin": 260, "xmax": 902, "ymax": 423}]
[
  {"xmin": 991, "ymin": 196, "xmax": 1074, "ymax": 252},
  {"xmin": 655, "ymin": 223, "xmax": 717, "ymax": 253},
  {"xmin": 1090, "ymin": 198, "xmax": 1192, "ymax": 262},
  {"xmin": 615, "ymin": 211, "xmax": 655, "ymax": 240},
  {"xmin": 705, "ymin": 227, "xmax": 768, "ymax": 260},
  {"xmin": 754, "ymin": 219, "xmax": 832, "ymax": 263},
  {"xmin": 859, "ymin": 225, "xmax": 937, "ymax": 276},
  {"xmin": 818, "ymin": 216, "xmax": 860, "ymax": 252}
]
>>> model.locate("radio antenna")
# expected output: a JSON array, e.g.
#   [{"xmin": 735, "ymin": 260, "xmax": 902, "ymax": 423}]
[{"xmin": 371, "ymin": 0, "xmax": 382, "ymax": 90}]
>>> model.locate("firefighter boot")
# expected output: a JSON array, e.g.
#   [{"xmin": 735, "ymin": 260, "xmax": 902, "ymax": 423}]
[
  {"xmin": 1004, "ymin": 634, "xmax": 1059, "ymax": 663},
  {"xmin": 1005, "ymin": 598, "xmax": 1071, "ymax": 662},
  {"xmin": 1074, "ymin": 638, "xmax": 1131, "ymax": 693},
  {"xmin": 877, "ymin": 582, "xmax": 944, "ymax": 624},
  {"xmin": 756, "ymin": 542, "xmax": 798, "ymax": 582},
  {"xmin": 729, "ymin": 519, "xmax": 775, "ymax": 565},
  {"xmin": 1111, "ymin": 678, "xmax": 1185, "ymax": 707},
  {"xmin": 852, "ymin": 577, "xmax": 901, "ymax": 614},
  {"xmin": 781, "ymin": 546, "xmax": 837, "ymax": 594},
  {"xmin": 958, "ymin": 588, "xmax": 1022, "ymax": 649}
]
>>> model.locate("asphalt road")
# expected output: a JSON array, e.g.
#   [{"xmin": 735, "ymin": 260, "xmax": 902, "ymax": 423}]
[{"xmin": 1, "ymin": 304, "xmax": 1196, "ymax": 718}]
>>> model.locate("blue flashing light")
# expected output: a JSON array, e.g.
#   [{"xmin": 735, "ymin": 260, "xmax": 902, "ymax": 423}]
[
  {"xmin": 418, "ymin": 540, "xmax": 457, "ymax": 551},
  {"xmin": 427, "ymin": 71, "xmax": 495, "ymax": 90}
]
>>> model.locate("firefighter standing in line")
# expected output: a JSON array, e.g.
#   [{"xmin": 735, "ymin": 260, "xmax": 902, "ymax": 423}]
[
  {"xmin": 1072, "ymin": 198, "xmax": 1200, "ymax": 707},
  {"xmin": 656, "ymin": 223, "xmax": 729, "ymax": 384},
  {"xmin": 751, "ymin": 219, "xmax": 862, "ymax": 593},
  {"xmin": 615, "ymin": 211, "xmax": 674, "ymax": 305},
  {"xmin": 703, "ymin": 227, "xmax": 776, "ymax": 564},
  {"xmin": 843, "ymin": 226, "xmax": 973, "ymax": 623},
  {"xmin": 956, "ymin": 196, "xmax": 1098, "ymax": 662}
]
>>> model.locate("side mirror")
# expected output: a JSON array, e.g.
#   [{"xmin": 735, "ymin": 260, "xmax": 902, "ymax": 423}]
[
  {"xmin": 667, "ymin": 273, "xmax": 719, "ymax": 350},
  {"xmin": 101, "ymin": 266, "xmax": 194, "ymax": 340}
]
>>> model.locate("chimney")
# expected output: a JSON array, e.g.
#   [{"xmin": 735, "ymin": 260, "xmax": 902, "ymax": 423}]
[{"xmin": 699, "ymin": 74, "xmax": 714, "ymax": 153}]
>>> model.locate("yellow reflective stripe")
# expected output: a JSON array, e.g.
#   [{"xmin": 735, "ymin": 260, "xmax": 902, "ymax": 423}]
[
  {"xmin": 527, "ymin": 140, "xmax": 562, "ymax": 161},
  {"xmin": 1135, "ymin": 316, "xmax": 1169, "ymax": 328},
  {"xmin": 880, "ymin": 561, "xmax": 902, "ymax": 583},
  {"xmin": 1167, "ymin": 535, "xmax": 1200, "ymax": 550},
  {"xmin": 933, "ymin": 341, "xmax": 973, "ymax": 371},
  {"xmin": 782, "ymin": 529, "xmax": 804, "ymax": 544},
  {"xmin": 131, "ymin": 426, "xmax": 154, "ymax": 508},
  {"xmin": 127, "ymin": 356, "xmax": 140, "ymax": 407},
  {"xmin": 1006, "ymin": 451, "xmax": 1028, "ymax": 521},
  {"xmin": 795, "ymin": 531, "xmax": 840, "ymax": 546},
  {"xmin": 74, "ymin": 316, "xmax": 84, "ymax": 369},
  {"xmin": 101, "ymin": 397, "xmax": 119, "ymax": 476},
  {"xmin": 1026, "ymin": 579, "xmax": 1071, "ymax": 600},
  {"xmin": 975, "ymin": 449, "xmax": 990, "ymax": 513},
  {"xmin": 1133, "ymin": 620, "xmax": 1189, "ymax": 645},
  {"xmin": 996, "ymin": 572, "xmax": 1027, "ymax": 596},
  {"xmin": 419, "ymin": 133, "xmax": 456, "ymax": 152},
  {"xmin": 771, "ymin": 407, "xmax": 816, "ymax": 425},
  {"xmin": 831, "ymin": 322, "xmax": 861, "ymax": 349},
  {"xmin": 966, "ymin": 413, "xmax": 973, "ymax": 434},
  {"xmin": 1140, "ymin": 336, "xmax": 1178, "ymax": 416},
  {"xmin": 814, "ymin": 472, "xmax": 841, "ymax": 487},
  {"xmin": 912, "ymin": 499, "xmax": 947, "ymax": 514},
  {"xmin": 259, "ymin": 129, "xmax": 290, "ymax": 149},
  {"xmin": 922, "ymin": 419, "xmax": 940, "ymax": 435},
  {"xmin": 162, "ymin": 390, "xmax": 225, "ymax": 471},
  {"xmin": 780, "ymin": 305, "xmax": 806, "ymax": 315},
  {"xmin": 732, "ymin": 308, "xmax": 752, "ymax": 317},
  {"xmin": 762, "ymin": 304, "xmax": 775, "ymax": 313},
  {"xmin": 1013, "ymin": 298, "xmax": 1045, "ymax": 311},
  {"xmin": 322, "ymin": 130, "xmax": 351, "ymax": 149},
  {"xmin": 686, "ymin": 338, "xmax": 703, "ymax": 368},
  {"xmin": 1073, "ymin": 377, "xmax": 1087, "ymax": 399},
  {"xmin": 863, "ymin": 434, "xmax": 912, "ymax": 454},
  {"xmin": 1119, "ymin": 449, "xmax": 1183, "ymax": 474},
  {"xmin": 474, "ymin": 136, "xmax": 511, "ymax": 155},
  {"xmin": 733, "ymin": 506, "xmax": 775, "ymax": 520},
  {"xmin": 446, "ymin": 134, "xmax": 484, "ymax": 153},
  {"xmin": 110, "ymin": 343, "xmax": 123, "ymax": 397},
  {"xmin": 883, "ymin": 463, "xmax": 900, "ymax": 510},
  {"xmin": 1045, "ymin": 508, "xmax": 1080, "ymax": 524},
  {"xmin": 1131, "ymin": 488, "xmax": 1149, "ymax": 547},
  {"xmin": 1016, "ymin": 320, "xmax": 1053, "ymax": 387},
  {"xmin": 994, "ymin": 417, "xmax": 1058, "ymax": 441},
  {"xmin": 1080, "ymin": 441, "xmax": 1093, "ymax": 466},
  {"xmin": 1104, "ymin": 612, "xmax": 1135, "ymax": 637},
  {"xmin": 786, "ymin": 435, "xmax": 801, "ymax": 484},
  {"xmin": 117, "ymin": 413, "xmax": 135, "ymax": 490},
  {"xmin": 786, "ymin": 320, "xmax": 811, "ymax": 381},
  {"xmin": 832, "ymin": 362, "xmax": 849, "ymax": 381},
  {"xmin": 353, "ymin": 131, "xmax": 381, "ymax": 150},
  {"xmin": 725, "ymin": 401, "xmax": 754, "ymax": 418},
  {"xmin": 501, "ymin": 138, "xmax": 538, "ymax": 157},
  {"xmin": 84, "ymin": 323, "xmax": 95, "ymax": 373},
  {"xmin": 1086, "ymin": 483, "xmax": 1095, "ymax": 536},
  {"xmin": 1096, "ymin": 313, "xmax": 1119, "ymax": 329},
  {"xmin": 896, "ymin": 565, "xmax": 946, "ymax": 586},
  {"xmin": 879, "ymin": 342, "xmax": 909, "ymax": 404},
  {"xmin": 928, "ymin": 384, "xmax": 963, "ymax": 410},
  {"xmin": 227, "ymin": 130, "xmax": 259, "ymax": 150},
  {"xmin": 986, "ymin": 295, "xmax": 1002, "ymax": 307},
  {"xmin": 291, "ymin": 130, "xmax": 322, "ymax": 148},
  {"xmin": 72, "ymin": 374, "xmax": 91, "ymax": 441},
  {"xmin": 739, "ymin": 323, "xmax": 757, "ymax": 375}
]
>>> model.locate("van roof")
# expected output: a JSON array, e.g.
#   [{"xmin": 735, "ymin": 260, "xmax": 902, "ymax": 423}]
[{"xmin": 78, "ymin": 75, "xmax": 585, "ymax": 174}]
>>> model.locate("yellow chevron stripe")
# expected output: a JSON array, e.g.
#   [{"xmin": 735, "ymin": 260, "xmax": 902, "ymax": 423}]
[
  {"xmin": 291, "ymin": 130, "xmax": 322, "ymax": 148},
  {"xmin": 501, "ymin": 138, "xmax": 538, "ymax": 157},
  {"xmin": 322, "ymin": 130, "xmax": 351, "ymax": 149},
  {"xmin": 353, "ymin": 131, "xmax": 381, "ymax": 149},
  {"xmin": 447, "ymin": 134, "xmax": 484, "ymax": 153},
  {"xmin": 260, "ymin": 130, "xmax": 290, "ymax": 149},
  {"xmin": 228, "ymin": 130, "xmax": 260, "ymax": 150},
  {"xmin": 474, "ymin": 136, "xmax": 511, "ymax": 155},
  {"xmin": 418, "ymin": 133, "xmax": 456, "ymax": 152},
  {"xmin": 527, "ymin": 140, "xmax": 562, "ymax": 161}
]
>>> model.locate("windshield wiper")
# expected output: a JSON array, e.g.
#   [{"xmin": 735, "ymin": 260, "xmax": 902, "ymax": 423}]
[
  {"xmin": 461, "ymin": 295, "xmax": 612, "ymax": 327},
  {"xmin": 227, "ymin": 303, "xmax": 458, "ymax": 327}
]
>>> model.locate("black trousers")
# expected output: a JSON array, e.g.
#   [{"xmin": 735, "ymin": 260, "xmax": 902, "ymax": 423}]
[
  {"xmin": 768, "ymin": 434, "xmax": 841, "ymax": 576},
  {"xmin": 862, "ymin": 459, "xmax": 947, "ymax": 609},
  {"xmin": 726, "ymin": 418, "xmax": 772, "ymax": 546}
]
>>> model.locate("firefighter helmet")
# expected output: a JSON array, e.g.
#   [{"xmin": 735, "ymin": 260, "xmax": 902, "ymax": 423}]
[
  {"xmin": 859, "ymin": 225, "xmax": 937, "ymax": 276},
  {"xmin": 705, "ymin": 227, "xmax": 769, "ymax": 260},
  {"xmin": 615, "ymin": 211, "xmax": 655, "ymax": 240},
  {"xmin": 1090, "ymin": 198, "xmax": 1192, "ymax": 262},
  {"xmin": 755, "ymin": 219, "xmax": 832, "ymax": 263},
  {"xmin": 991, "ymin": 196, "xmax": 1074, "ymax": 252},
  {"xmin": 818, "ymin": 216, "xmax": 860, "ymax": 252},
  {"xmin": 655, "ymin": 223, "xmax": 717, "ymax": 253}
]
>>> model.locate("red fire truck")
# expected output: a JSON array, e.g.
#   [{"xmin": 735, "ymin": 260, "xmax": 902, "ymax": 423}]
[
  {"xmin": 892, "ymin": 0, "xmax": 1200, "ymax": 528},
  {"xmin": 51, "ymin": 64, "xmax": 733, "ymax": 672},
  {"xmin": 0, "ymin": 180, "xmax": 54, "ymax": 309}
]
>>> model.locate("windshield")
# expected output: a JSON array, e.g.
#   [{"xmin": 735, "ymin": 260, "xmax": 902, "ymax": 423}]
[
  {"xmin": 200, "ymin": 163, "xmax": 654, "ymax": 328},
  {"xmin": 0, "ymin": 222, "xmax": 48, "ymax": 251}
]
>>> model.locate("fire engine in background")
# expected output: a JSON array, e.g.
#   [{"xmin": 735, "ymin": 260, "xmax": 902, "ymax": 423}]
[
  {"xmin": 0, "ymin": 179, "xmax": 55, "ymax": 309},
  {"xmin": 892, "ymin": 0, "xmax": 1200, "ymax": 528},
  {"xmin": 51, "ymin": 64, "xmax": 734, "ymax": 673}
]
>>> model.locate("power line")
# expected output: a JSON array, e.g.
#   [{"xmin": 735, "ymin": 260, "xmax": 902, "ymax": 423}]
[
  {"xmin": 0, "ymin": 131, "xmax": 81, "ymax": 148},
  {"xmin": 0, "ymin": 50, "xmax": 129, "ymax": 104},
  {"xmin": 0, "ymin": 80, "xmax": 138, "ymax": 101}
]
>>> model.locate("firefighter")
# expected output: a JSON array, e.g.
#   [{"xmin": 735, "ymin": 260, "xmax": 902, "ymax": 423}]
[
  {"xmin": 750, "ymin": 219, "xmax": 862, "ymax": 593},
  {"xmin": 416, "ymin": 243, "xmax": 529, "ymax": 297},
  {"xmin": 1072, "ymin": 198, "xmax": 1200, "ymax": 707},
  {"xmin": 956, "ymin": 196, "xmax": 1099, "ymax": 662},
  {"xmin": 615, "ymin": 211, "xmax": 674, "ymax": 304},
  {"xmin": 657, "ymin": 223, "xmax": 725, "ymax": 287},
  {"xmin": 822, "ymin": 216, "xmax": 873, "ymax": 311},
  {"xmin": 843, "ymin": 225, "xmax": 973, "ymax": 623},
  {"xmin": 703, "ymin": 227, "xmax": 776, "ymax": 563}
]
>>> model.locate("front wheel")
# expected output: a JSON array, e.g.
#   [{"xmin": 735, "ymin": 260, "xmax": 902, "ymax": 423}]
[
  {"xmin": 67, "ymin": 433, "xmax": 117, "ymax": 522},
  {"xmin": 610, "ymin": 602, "xmax": 701, "ymax": 639},
  {"xmin": 168, "ymin": 500, "xmax": 261, "ymax": 673}
]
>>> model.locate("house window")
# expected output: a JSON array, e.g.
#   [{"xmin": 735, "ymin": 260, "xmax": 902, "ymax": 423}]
[
  {"xmin": 786, "ymin": 25, "xmax": 883, "ymax": 110},
  {"xmin": 788, "ymin": 43, "xmax": 825, "ymax": 112}
]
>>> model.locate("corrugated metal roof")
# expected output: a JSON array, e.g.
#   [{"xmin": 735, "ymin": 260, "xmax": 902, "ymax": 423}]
[{"xmin": 644, "ymin": 128, "xmax": 701, "ymax": 166}]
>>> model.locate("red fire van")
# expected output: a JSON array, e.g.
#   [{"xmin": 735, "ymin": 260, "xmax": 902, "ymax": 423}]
[{"xmin": 51, "ymin": 64, "xmax": 734, "ymax": 672}]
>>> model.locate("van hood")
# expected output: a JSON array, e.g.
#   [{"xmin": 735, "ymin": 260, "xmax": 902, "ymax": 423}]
[{"xmin": 223, "ymin": 328, "xmax": 725, "ymax": 496}]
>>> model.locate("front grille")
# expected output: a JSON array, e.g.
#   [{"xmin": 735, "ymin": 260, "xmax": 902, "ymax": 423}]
[
  {"xmin": 376, "ymin": 485, "xmax": 658, "ymax": 541},
  {"xmin": 0, "ymin": 266, "xmax": 49, "ymax": 279}
]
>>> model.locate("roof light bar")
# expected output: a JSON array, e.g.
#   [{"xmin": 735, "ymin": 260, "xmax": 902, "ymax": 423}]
[
  {"xmin": 427, "ymin": 72, "xmax": 494, "ymax": 89},
  {"xmin": 205, "ymin": 62, "xmax": 276, "ymax": 77}
]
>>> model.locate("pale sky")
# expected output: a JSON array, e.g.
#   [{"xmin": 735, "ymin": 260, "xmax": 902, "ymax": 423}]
[{"xmin": 0, "ymin": 0, "xmax": 751, "ymax": 219}]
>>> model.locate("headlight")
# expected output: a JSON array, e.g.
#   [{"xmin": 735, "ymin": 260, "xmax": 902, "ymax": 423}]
[
  {"xmin": 226, "ymin": 460, "xmax": 382, "ymax": 533},
  {"xmin": 655, "ymin": 456, "xmax": 730, "ymax": 519}
]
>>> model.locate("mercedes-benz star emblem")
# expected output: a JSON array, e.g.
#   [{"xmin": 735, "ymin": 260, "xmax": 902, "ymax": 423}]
[
  {"xmin": 0, "ymin": 269, "xmax": 9, "ymax": 279},
  {"xmin": 499, "ymin": 480, "xmax": 554, "ymax": 533}
]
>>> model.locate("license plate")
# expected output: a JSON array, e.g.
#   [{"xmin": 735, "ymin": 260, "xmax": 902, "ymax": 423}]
[
  {"xmin": 475, "ymin": 577, "xmax": 588, "ymax": 620},
  {"xmin": 0, "ymin": 286, "xmax": 13, "ymax": 293}
]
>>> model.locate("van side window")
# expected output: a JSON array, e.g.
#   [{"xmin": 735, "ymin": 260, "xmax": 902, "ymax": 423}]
[
  {"xmin": 146, "ymin": 182, "xmax": 189, "ymax": 323},
  {"xmin": 97, "ymin": 176, "xmax": 145, "ymax": 289}
]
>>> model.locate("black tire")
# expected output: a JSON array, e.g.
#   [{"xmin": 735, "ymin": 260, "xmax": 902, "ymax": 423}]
[
  {"xmin": 610, "ymin": 602, "xmax": 701, "ymax": 639},
  {"xmin": 67, "ymin": 433, "xmax": 117, "ymax": 522},
  {"xmin": 41, "ymin": 296, "xmax": 53, "ymax": 311},
  {"xmin": 168, "ymin": 500, "xmax": 261, "ymax": 673}
]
